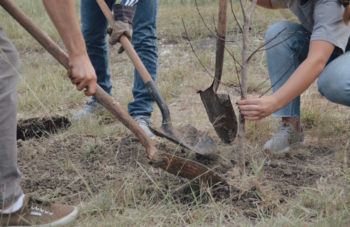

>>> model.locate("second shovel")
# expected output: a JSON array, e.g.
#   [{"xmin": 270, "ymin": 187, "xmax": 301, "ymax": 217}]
[{"xmin": 199, "ymin": 0, "xmax": 237, "ymax": 144}]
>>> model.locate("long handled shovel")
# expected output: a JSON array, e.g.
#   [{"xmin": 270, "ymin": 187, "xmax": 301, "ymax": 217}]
[
  {"xmin": 96, "ymin": 0, "xmax": 217, "ymax": 156},
  {"xmin": 0, "ymin": 0, "xmax": 226, "ymax": 185},
  {"xmin": 199, "ymin": 0, "xmax": 238, "ymax": 144}
]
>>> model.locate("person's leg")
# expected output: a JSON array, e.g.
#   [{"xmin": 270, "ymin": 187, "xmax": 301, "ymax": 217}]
[
  {"xmin": 0, "ymin": 28, "xmax": 79, "ymax": 227},
  {"xmin": 266, "ymin": 21, "xmax": 310, "ymax": 121},
  {"xmin": 264, "ymin": 21, "xmax": 310, "ymax": 152},
  {"xmin": 74, "ymin": 0, "xmax": 115, "ymax": 119},
  {"xmin": 0, "ymin": 28, "xmax": 23, "ymax": 211},
  {"xmin": 81, "ymin": 0, "xmax": 114, "ymax": 95},
  {"xmin": 128, "ymin": 0, "xmax": 158, "ymax": 119},
  {"xmin": 318, "ymin": 52, "xmax": 350, "ymax": 107}
]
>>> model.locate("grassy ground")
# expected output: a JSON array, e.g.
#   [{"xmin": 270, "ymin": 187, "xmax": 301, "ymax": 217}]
[{"xmin": 1, "ymin": 0, "xmax": 350, "ymax": 226}]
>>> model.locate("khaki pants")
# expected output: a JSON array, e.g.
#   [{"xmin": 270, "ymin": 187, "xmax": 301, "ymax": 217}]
[{"xmin": 0, "ymin": 28, "xmax": 22, "ymax": 209}]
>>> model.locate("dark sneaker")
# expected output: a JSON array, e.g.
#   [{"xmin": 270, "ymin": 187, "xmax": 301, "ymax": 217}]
[
  {"xmin": 72, "ymin": 98, "xmax": 102, "ymax": 121},
  {"xmin": 0, "ymin": 197, "xmax": 78, "ymax": 226},
  {"xmin": 263, "ymin": 123, "xmax": 304, "ymax": 154},
  {"xmin": 133, "ymin": 116, "xmax": 155, "ymax": 139}
]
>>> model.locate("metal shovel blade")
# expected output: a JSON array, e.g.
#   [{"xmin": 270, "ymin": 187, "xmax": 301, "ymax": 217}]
[
  {"xmin": 151, "ymin": 126, "xmax": 217, "ymax": 156},
  {"xmin": 200, "ymin": 88, "xmax": 238, "ymax": 144}
]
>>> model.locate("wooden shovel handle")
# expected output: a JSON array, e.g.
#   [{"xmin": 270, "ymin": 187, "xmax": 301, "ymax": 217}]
[
  {"xmin": 96, "ymin": 0, "xmax": 153, "ymax": 83},
  {"xmin": 0, "ymin": 0, "xmax": 157, "ymax": 159},
  {"xmin": 212, "ymin": 0, "xmax": 228, "ymax": 92}
]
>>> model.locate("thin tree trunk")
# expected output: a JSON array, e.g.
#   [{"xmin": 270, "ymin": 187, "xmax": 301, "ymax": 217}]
[{"xmin": 238, "ymin": 0, "xmax": 257, "ymax": 138}]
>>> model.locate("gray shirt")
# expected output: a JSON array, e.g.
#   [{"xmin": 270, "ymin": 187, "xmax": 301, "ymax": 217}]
[{"xmin": 271, "ymin": 0, "xmax": 350, "ymax": 51}]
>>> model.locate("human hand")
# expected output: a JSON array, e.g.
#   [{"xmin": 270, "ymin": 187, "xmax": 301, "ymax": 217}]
[
  {"xmin": 109, "ymin": 4, "xmax": 135, "ymax": 46},
  {"xmin": 68, "ymin": 54, "xmax": 97, "ymax": 96},
  {"xmin": 109, "ymin": 21, "xmax": 132, "ymax": 46},
  {"xmin": 237, "ymin": 95, "xmax": 279, "ymax": 121}
]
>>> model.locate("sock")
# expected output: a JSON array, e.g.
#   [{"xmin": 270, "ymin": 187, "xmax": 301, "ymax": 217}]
[{"xmin": 0, "ymin": 193, "xmax": 25, "ymax": 214}]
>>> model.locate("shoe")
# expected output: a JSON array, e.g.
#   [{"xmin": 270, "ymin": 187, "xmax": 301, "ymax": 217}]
[
  {"xmin": 0, "ymin": 196, "xmax": 78, "ymax": 226},
  {"xmin": 263, "ymin": 123, "xmax": 304, "ymax": 154},
  {"xmin": 72, "ymin": 98, "xmax": 102, "ymax": 121},
  {"xmin": 133, "ymin": 116, "xmax": 156, "ymax": 139}
]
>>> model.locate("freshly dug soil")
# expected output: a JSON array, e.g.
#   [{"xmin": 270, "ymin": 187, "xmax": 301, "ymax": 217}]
[
  {"xmin": 17, "ymin": 116, "xmax": 71, "ymax": 140},
  {"xmin": 16, "ymin": 122, "xmax": 338, "ymax": 218}
]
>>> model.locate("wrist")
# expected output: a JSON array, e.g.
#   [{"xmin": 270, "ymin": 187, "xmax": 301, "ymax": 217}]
[
  {"xmin": 113, "ymin": 4, "xmax": 136, "ymax": 24},
  {"xmin": 68, "ymin": 47, "xmax": 88, "ymax": 58},
  {"xmin": 68, "ymin": 52, "xmax": 89, "ymax": 65},
  {"xmin": 270, "ymin": 94, "xmax": 283, "ymax": 110}
]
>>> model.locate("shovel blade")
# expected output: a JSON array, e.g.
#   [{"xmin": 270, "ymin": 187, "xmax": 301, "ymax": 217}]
[
  {"xmin": 200, "ymin": 89, "xmax": 238, "ymax": 144},
  {"xmin": 151, "ymin": 126, "xmax": 217, "ymax": 156}
]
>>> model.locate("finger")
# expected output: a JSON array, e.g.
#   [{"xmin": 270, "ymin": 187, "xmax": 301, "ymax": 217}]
[
  {"xmin": 70, "ymin": 77, "xmax": 81, "ymax": 85},
  {"xmin": 84, "ymin": 88, "xmax": 93, "ymax": 97},
  {"xmin": 86, "ymin": 81, "xmax": 97, "ymax": 96},
  {"xmin": 237, "ymin": 99, "xmax": 260, "ymax": 105},
  {"xmin": 241, "ymin": 110, "xmax": 261, "ymax": 117},
  {"xmin": 77, "ymin": 80, "xmax": 88, "ymax": 91},
  {"xmin": 238, "ymin": 105, "xmax": 260, "ymax": 111}
]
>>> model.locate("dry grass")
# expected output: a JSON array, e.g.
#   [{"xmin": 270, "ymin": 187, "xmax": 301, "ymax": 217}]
[{"xmin": 1, "ymin": 0, "xmax": 350, "ymax": 226}]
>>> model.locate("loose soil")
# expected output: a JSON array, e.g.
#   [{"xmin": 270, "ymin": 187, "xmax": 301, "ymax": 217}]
[
  {"xmin": 16, "ymin": 119, "xmax": 340, "ymax": 218},
  {"xmin": 17, "ymin": 116, "xmax": 71, "ymax": 140}
]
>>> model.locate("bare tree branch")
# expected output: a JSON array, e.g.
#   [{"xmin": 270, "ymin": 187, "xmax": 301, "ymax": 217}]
[
  {"xmin": 182, "ymin": 19, "xmax": 239, "ymax": 88},
  {"xmin": 230, "ymin": 0, "xmax": 243, "ymax": 33},
  {"xmin": 194, "ymin": 0, "xmax": 236, "ymax": 43},
  {"xmin": 246, "ymin": 27, "xmax": 287, "ymax": 63},
  {"xmin": 182, "ymin": 19, "xmax": 214, "ymax": 78},
  {"xmin": 238, "ymin": 0, "xmax": 258, "ymax": 136}
]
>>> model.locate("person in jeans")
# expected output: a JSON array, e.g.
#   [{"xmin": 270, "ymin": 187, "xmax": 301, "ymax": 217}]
[
  {"xmin": 0, "ymin": 1, "xmax": 97, "ymax": 226},
  {"xmin": 76, "ymin": 0, "xmax": 158, "ymax": 138},
  {"xmin": 238, "ymin": 0, "xmax": 350, "ymax": 153}
]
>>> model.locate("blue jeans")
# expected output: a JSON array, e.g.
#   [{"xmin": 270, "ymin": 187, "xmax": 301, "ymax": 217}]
[
  {"xmin": 81, "ymin": 0, "xmax": 158, "ymax": 118},
  {"xmin": 265, "ymin": 21, "xmax": 350, "ymax": 117}
]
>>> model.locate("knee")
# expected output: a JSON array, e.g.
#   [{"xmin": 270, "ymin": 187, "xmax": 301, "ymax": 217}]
[
  {"xmin": 265, "ymin": 21, "xmax": 300, "ymax": 45},
  {"xmin": 318, "ymin": 64, "xmax": 350, "ymax": 106}
]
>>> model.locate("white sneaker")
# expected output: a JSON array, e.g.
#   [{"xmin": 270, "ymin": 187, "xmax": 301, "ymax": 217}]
[
  {"xmin": 263, "ymin": 123, "xmax": 304, "ymax": 154},
  {"xmin": 133, "ymin": 116, "xmax": 156, "ymax": 139},
  {"xmin": 72, "ymin": 98, "xmax": 102, "ymax": 121}
]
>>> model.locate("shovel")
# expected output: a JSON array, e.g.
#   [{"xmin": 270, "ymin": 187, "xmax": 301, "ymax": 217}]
[
  {"xmin": 96, "ymin": 0, "xmax": 216, "ymax": 156},
  {"xmin": 0, "ymin": 0, "xmax": 226, "ymax": 185},
  {"xmin": 199, "ymin": 0, "xmax": 238, "ymax": 144}
]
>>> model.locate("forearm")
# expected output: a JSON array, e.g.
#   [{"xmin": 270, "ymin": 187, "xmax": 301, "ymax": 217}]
[
  {"xmin": 42, "ymin": 0, "xmax": 87, "ymax": 57},
  {"xmin": 272, "ymin": 59, "xmax": 325, "ymax": 109},
  {"xmin": 272, "ymin": 41, "xmax": 334, "ymax": 110}
]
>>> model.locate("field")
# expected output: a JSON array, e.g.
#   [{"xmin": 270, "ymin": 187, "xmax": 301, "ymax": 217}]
[{"xmin": 1, "ymin": 0, "xmax": 350, "ymax": 226}]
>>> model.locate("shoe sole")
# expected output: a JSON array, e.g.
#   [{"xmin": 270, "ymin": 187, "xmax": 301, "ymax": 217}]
[{"xmin": 9, "ymin": 207, "xmax": 79, "ymax": 227}]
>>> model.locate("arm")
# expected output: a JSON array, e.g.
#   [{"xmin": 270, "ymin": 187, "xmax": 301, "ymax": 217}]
[
  {"xmin": 42, "ymin": 0, "xmax": 97, "ymax": 96},
  {"xmin": 238, "ymin": 40, "xmax": 334, "ymax": 120}
]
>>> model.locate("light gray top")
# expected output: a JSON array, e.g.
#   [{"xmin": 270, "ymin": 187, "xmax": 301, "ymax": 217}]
[{"xmin": 271, "ymin": 0, "xmax": 350, "ymax": 51}]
